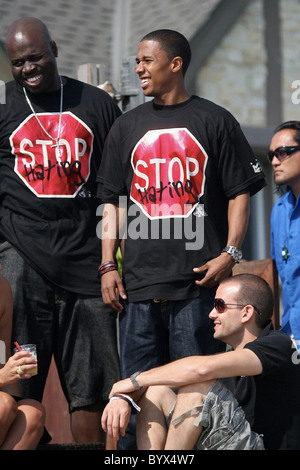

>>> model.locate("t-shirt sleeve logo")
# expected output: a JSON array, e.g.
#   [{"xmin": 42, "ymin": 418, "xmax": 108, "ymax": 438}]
[
  {"xmin": 130, "ymin": 128, "xmax": 208, "ymax": 219},
  {"xmin": 10, "ymin": 111, "xmax": 94, "ymax": 198}
]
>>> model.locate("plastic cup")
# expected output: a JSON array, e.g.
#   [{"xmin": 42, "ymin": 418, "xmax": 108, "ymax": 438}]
[{"xmin": 13, "ymin": 344, "xmax": 38, "ymax": 376}]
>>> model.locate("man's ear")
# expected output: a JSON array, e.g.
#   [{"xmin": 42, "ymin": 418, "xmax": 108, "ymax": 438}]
[
  {"xmin": 241, "ymin": 305, "xmax": 256, "ymax": 323},
  {"xmin": 51, "ymin": 40, "xmax": 58, "ymax": 57},
  {"xmin": 171, "ymin": 56, "xmax": 183, "ymax": 73}
]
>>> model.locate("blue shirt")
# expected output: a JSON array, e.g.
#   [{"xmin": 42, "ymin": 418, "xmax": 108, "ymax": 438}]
[{"xmin": 271, "ymin": 190, "xmax": 300, "ymax": 347}]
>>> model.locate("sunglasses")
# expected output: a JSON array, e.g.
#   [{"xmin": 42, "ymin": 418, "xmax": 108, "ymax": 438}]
[
  {"xmin": 213, "ymin": 298, "xmax": 261, "ymax": 315},
  {"xmin": 268, "ymin": 145, "xmax": 300, "ymax": 163}
]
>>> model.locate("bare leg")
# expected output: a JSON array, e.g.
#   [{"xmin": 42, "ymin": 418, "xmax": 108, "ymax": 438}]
[
  {"xmin": 70, "ymin": 403, "xmax": 106, "ymax": 443},
  {"xmin": 165, "ymin": 381, "xmax": 216, "ymax": 450},
  {"xmin": 0, "ymin": 398, "xmax": 45, "ymax": 450},
  {"xmin": 137, "ymin": 386, "xmax": 177, "ymax": 450},
  {"xmin": 0, "ymin": 276, "xmax": 45, "ymax": 450},
  {"xmin": 0, "ymin": 392, "xmax": 17, "ymax": 446}
]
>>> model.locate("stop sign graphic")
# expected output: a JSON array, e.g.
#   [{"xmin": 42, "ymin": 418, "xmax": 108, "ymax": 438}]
[
  {"xmin": 130, "ymin": 128, "xmax": 208, "ymax": 219},
  {"xmin": 10, "ymin": 112, "xmax": 94, "ymax": 197}
]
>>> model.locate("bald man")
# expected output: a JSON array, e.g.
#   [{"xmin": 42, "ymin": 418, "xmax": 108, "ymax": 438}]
[{"xmin": 0, "ymin": 17, "xmax": 121, "ymax": 444}]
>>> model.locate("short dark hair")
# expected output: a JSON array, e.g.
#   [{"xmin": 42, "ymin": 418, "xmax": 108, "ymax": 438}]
[
  {"xmin": 273, "ymin": 120, "xmax": 300, "ymax": 145},
  {"xmin": 141, "ymin": 29, "xmax": 191, "ymax": 76},
  {"xmin": 221, "ymin": 274, "xmax": 274, "ymax": 329},
  {"xmin": 272, "ymin": 121, "xmax": 300, "ymax": 195}
]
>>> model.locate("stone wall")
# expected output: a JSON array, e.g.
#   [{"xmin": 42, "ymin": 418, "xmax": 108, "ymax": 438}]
[
  {"xmin": 196, "ymin": 0, "xmax": 300, "ymax": 128},
  {"xmin": 196, "ymin": 0, "xmax": 267, "ymax": 127},
  {"xmin": 281, "ymin": 0, "xmax": 300, "ymax": 122}
]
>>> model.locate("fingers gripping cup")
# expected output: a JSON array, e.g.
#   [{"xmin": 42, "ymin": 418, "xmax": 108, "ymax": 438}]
[{"xmin": 13, "ymin": 343, "xmax": 38, "ymax": 376}]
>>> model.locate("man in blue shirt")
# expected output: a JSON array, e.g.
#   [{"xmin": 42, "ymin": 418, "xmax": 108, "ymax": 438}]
[{"xmin": 269, "ymin": 121, "xmax": 300, "ymax": 351}]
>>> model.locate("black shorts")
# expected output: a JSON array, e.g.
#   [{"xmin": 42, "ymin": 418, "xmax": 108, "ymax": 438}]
[{"xmin": 1, "ymin": 242, "xmax": 120, "ymax": 411}]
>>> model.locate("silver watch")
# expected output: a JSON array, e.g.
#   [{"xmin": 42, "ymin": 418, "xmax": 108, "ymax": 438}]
[{"xmin": 222, "ymin": 246, "xmax": 242, "ymax": 263}]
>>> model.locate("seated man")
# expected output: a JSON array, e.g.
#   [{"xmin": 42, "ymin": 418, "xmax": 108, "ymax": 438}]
[
  {"xmin": 0, "ymin": 274, "xmax": 45, "ymax": 450},
  {"xmin": 102, "ymin": 274, "xmax": 300, "ymax": 450}
]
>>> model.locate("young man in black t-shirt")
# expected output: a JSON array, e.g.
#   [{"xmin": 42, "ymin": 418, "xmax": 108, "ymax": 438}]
[
  {"xmin": 98, "ymin": 29, "xmax": 266, "ymax": 448},
  {"xmin": 102, "ymin": 274, "xmax": 300, "ymax": 450}
]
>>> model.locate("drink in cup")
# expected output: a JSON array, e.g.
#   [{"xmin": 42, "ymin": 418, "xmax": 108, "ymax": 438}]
[{"xmin": 13, "ymin": 344, "xmax": 38, "ymax": 375}]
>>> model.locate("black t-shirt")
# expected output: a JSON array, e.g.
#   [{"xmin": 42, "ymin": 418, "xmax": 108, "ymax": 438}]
[
  {"xmin": 222, "ymin": 323, "xmax": 300, "ymax": 450},
  {"xmin": 98, "ymin": 97, "xmax": 266, "ymax": 301},
  {"xmin": 0, "ymin": 78, "xmax": 121, "ymax": 294}
]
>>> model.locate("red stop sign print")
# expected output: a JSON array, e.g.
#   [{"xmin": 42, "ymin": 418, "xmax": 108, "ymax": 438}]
[
  {"xmin": 130, "ymin": 128, "xmax": 208, "ymax": 219},
  {"xmin": 10, "ymin": 112, "xmax": 94, "ymax": 197}
]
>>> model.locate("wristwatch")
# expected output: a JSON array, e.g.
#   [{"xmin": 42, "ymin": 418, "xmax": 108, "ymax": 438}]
[
  {"xmin": 222, "ymin": 246, "xmax": 242, "ymax": 263},
  {"xmin": 130, "ymin": 371, "xmax": 143, "ymax": 390}
]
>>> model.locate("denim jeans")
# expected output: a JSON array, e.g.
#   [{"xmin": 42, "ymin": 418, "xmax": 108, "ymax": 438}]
[{"xmin": 119, "ymin": 295, "xmax": 225, "ymax": 378}]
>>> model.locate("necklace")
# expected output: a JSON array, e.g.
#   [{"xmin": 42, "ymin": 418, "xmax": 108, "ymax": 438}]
[{"xmin": 23, "ymin": 77, "xmax": 64, "ymax": 153}]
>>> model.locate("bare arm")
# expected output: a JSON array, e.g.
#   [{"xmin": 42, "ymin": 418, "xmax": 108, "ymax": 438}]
[
  {"xmin": 108, "ymin": 348, "xmax": 263, "ymax": 396},
  {"xmin": 101, "ymin": 203, "xmax": 127, "ymax": 312},
  {"xmin": 102, "ymin": 347, "xmax": 262, "ymax": 440},
  {"xmin": 194, "ymin": 193, "xmax": 250, "ymax": 287}
]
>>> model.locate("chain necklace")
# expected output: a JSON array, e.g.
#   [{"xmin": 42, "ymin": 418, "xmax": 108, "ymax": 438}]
[{"xmin": 23, "ymin": 77, "xmax": 64, "ymax": 153}]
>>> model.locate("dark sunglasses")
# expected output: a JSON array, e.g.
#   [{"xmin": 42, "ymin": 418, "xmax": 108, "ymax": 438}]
[
  {"xmin": 268, "ymin": 145, "xmax": 300, "ymax": 163},
  {"xmin": 213, "ymin": 298, "xmax": 261, "ymax": 315}
]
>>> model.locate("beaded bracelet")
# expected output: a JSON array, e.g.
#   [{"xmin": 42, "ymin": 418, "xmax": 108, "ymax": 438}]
[{"xmin": 98, "ymin": 261, "xmax": 118, "ymax": 278}]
